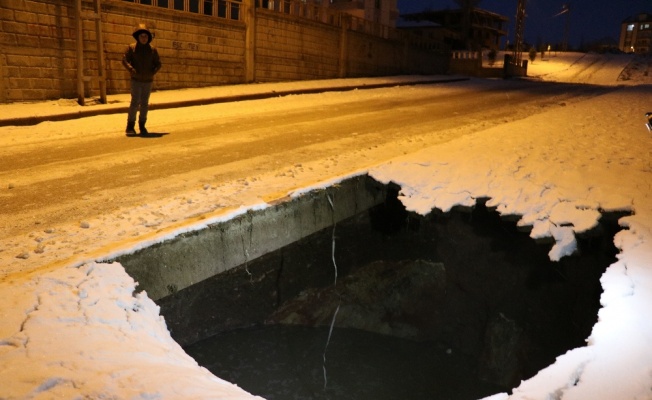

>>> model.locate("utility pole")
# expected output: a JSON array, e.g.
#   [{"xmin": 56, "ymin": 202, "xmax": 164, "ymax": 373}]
[
  {"xmin": 244, "ymin": 0, "xmax": 255, "ymax": 82},
  {"xmin": 75, "ymin": 0, "xmax": 84, "ymax": 105},
  {"xmin": 512, "ymin": 0, "xmax": 526, "ymax": 65},
  {"xmin": 554, "ymin": 4, "xmax": 570, "ymax": 51},
  {"xmin": 75, "ymin": 0, "xmax": 106, "ymax": 105},
  {"xmin": 563, "ymin": 4, "xmax": 570, "ymax": 51}
]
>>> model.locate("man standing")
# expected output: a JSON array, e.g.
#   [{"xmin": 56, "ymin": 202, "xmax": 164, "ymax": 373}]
[{"xmin": 122, "ymin": 23, "xmax": 161, "ymax": 136}]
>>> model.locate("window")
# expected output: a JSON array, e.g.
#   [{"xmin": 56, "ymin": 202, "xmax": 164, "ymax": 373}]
[
  {"xmin": 190, "ymin": 0, "xmax": 199, "ymax": 12},
  {"xmin": 217, "ymin": 0, "xmax": 227, "ymax": 17},
  {"xmin": 204, "ymin": 0, "xmax": 213, "ymax": 15},
  {"xmin": 123, "ymin": 0, "xmax": 240, "ymax": 20},
  {"xmin": 628, "ymin": 24, "xmax": 635, "ymax": 31},
  {"xmin": 231, "ymin": 1, "xmax": 240, "ymax": 19}
]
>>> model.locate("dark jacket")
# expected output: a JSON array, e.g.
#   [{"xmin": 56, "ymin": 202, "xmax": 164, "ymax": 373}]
[{"xmin": 122, "ymin": 25, "xmax": 162, "ymax": 82}]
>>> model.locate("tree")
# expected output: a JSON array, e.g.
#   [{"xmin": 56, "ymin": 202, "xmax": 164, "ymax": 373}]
[{"xmin": 529, "ymin": 47, "xmax": 537, "ymax": 63}]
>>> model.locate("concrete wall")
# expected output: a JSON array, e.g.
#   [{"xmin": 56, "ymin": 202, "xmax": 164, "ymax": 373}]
[
  {"xmin": 113, "ymin": 175, "xmax": 387, "ymax": 301},
  {"xmin": 0, "ymin": 0, "xmax": 246, "ymax": 101},
  {"xmin": 1, "ymin": 0, "xmax": 450, "ymax": 103},
  {"xmin": 449, "ymin": 51, "xmax": 483, "ymax": 76},
  {"xmin": 254, "ymin": 10, "xmax": 341, "ymax": 81},
  {"xmin": 346, "ymin": 30, "xmax": 408, "ymax": 77},
  {"xmin": 404, "ymin": 45, "xmax": 450, "ymax": 76},
  {"xmin": 253, "ymin": 10, "xmax": 450, "ymax": 81},
  {"xmin": 103, "ymin": 2, "xmax": 247, "ymax": 93}
]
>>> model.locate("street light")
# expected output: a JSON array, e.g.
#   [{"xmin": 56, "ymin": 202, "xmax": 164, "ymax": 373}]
[{"xmin": 553, "ymin": 3, "xmax": 570, "ymax": 51}]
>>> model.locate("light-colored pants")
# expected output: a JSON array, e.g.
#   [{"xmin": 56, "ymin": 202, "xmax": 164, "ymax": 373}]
[{"xmin": 127, "ymin": 80, "xmax": 153, "ymax": 124}]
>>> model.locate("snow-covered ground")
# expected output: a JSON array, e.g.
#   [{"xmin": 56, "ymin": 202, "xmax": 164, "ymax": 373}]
[{"xmin": 1, "ymin": 52, "xmax": 652, "ymax": 399}]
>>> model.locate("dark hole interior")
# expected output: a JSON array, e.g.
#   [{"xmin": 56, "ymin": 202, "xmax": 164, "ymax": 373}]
[{"xmin": 159, "ymin": 184, "xmax": 624, "ymax": 400}]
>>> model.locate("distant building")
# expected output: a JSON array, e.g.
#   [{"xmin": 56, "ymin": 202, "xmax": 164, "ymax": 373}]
[
  {"xmin": 399, "ymin": 7, "xmax": 508, "ymax": 50},
  {"xmin": 395, "ymin": 17, "xmax": 459, "ymax": 51},
  {"xmin": 620, "ymin": 13, "xmax": 652, "ymax": 54},
  {"xmin": 328, "ymin": 0, "xmax": 398, "ymax": 28}
]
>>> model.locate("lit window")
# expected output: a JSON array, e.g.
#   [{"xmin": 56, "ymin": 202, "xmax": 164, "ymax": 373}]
[{"xmin": 628, "ymin": 24, "xmax": 635, "ymax": 31}]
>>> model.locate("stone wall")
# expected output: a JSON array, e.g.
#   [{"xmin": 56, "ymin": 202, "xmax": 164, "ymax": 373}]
[
  {"xmin": 346, "ymin": 30, "xmax": 449, "ymax": 77},
  {"xmin": 253, "ymin": 10, "xmax": 341, "ymax": 81},
  {"xmin": 0, "ymin": 0, "xmax": 449, "ymax": 103},
  {"xmin": 253, "ymin": 10, "xmax": 450, "ymax": 81},
  {"xmin": 1, "ymin": 0, "xmax": 76, "ymax": 102},
  {"xmin": 0, "ymin": 0, "xmax": 246, "ymax": 102},
  {"xmin": 102, "ymin": 2, "xmax": 247, "ymax": 94},
  {"xmin": 346, "ymin": 30, "xmax": 404, "ymax": 77}
]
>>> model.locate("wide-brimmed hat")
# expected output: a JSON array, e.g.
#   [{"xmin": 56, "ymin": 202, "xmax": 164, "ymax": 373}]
[{"xmin": 132, "ymin": 23, "xmax": 153, "ymax": 43}]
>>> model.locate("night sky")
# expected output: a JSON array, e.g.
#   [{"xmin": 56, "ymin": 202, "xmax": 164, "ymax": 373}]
[{"xmin": 397, "ymin": 0, "xmax": 651, "ymax": 48}]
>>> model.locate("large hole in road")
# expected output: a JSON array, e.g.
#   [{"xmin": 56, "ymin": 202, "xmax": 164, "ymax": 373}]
[{"xmin": 154, "ymin": 183, "xmax": 624, "ymax": 400}]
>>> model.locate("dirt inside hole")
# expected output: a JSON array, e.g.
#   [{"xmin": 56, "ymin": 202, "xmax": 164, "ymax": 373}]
[{"xmin": 161, "ymin": 185, "xmax": 624, "ymax": 399}]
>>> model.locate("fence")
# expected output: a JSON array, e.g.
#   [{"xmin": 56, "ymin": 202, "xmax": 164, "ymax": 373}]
[{"xmin": 448, "ymin": 50, "xmax": 527, "ymax": 78}]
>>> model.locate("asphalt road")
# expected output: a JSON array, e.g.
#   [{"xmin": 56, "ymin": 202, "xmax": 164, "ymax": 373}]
[{"xmin": 0, "ymin": 78, "xmax": 611, "ymax": 270}]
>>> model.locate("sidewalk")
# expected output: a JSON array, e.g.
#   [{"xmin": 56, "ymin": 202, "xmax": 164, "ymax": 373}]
[{"xmin": 0, "ymin": 75, "xmax": 467, "ymax": 127}]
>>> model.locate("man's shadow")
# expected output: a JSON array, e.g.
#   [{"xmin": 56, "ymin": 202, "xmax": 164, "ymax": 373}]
[{"xmin": 126, "ymin": 132, "xmax": 170, "ymax": 138}]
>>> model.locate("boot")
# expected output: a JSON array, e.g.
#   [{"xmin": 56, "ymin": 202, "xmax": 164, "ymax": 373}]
[
  {"xmin": 125, "ymin": 121, "xmax": 136, "ymax": 135},
  {"xmin": 139, "ymin": 121, "xmax": 149, "ymax": 135}
]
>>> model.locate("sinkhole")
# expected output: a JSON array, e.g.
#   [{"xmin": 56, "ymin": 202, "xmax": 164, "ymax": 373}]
[{"xmin": 116, "ymin": 176, "xmax": 626, "ymax": 400}]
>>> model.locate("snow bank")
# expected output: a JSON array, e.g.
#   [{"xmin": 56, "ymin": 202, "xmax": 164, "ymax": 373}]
[
  {"xmin": 369, "ymin": 69, "xmax": 652, "ymax": 399},
  {"xmin": 2, "ymin": 51, "xmax": 652, "ymax": 400},
  {"xmin": 0, "ymin": 262, "xmax": 261, "ymax": 399}
]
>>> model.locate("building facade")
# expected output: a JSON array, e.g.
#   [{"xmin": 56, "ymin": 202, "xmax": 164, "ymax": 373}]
[
  {"xmin": 620, "ymin": 13, "xmax": 652, "ymax": 54},
  {"xmin": 395, "ymin": 18, "xmax": 459, "ymax": 52},
  {"xmin": 400, "ymin": 7, "xmax": 508, "ymax": 51},
  {"xmin": 329, "ymin": 0, "xmax": 398, "ymax": 28}
]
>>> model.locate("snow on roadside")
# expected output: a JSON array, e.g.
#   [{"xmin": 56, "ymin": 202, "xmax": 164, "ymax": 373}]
[
  {"xmin": 528, "ymin": 52, "xmax": 633, "ymax": 85},
  {"xmin": 2, "ymin": 51, "xmax": 652, "ymax": 399},
  {"xmin": 0, "ymin": 262, "xmax": 262, "ymax": 399},
  {"xmin": 369, "ymin": 63, "xmax": 652, "ymax": 399}
]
